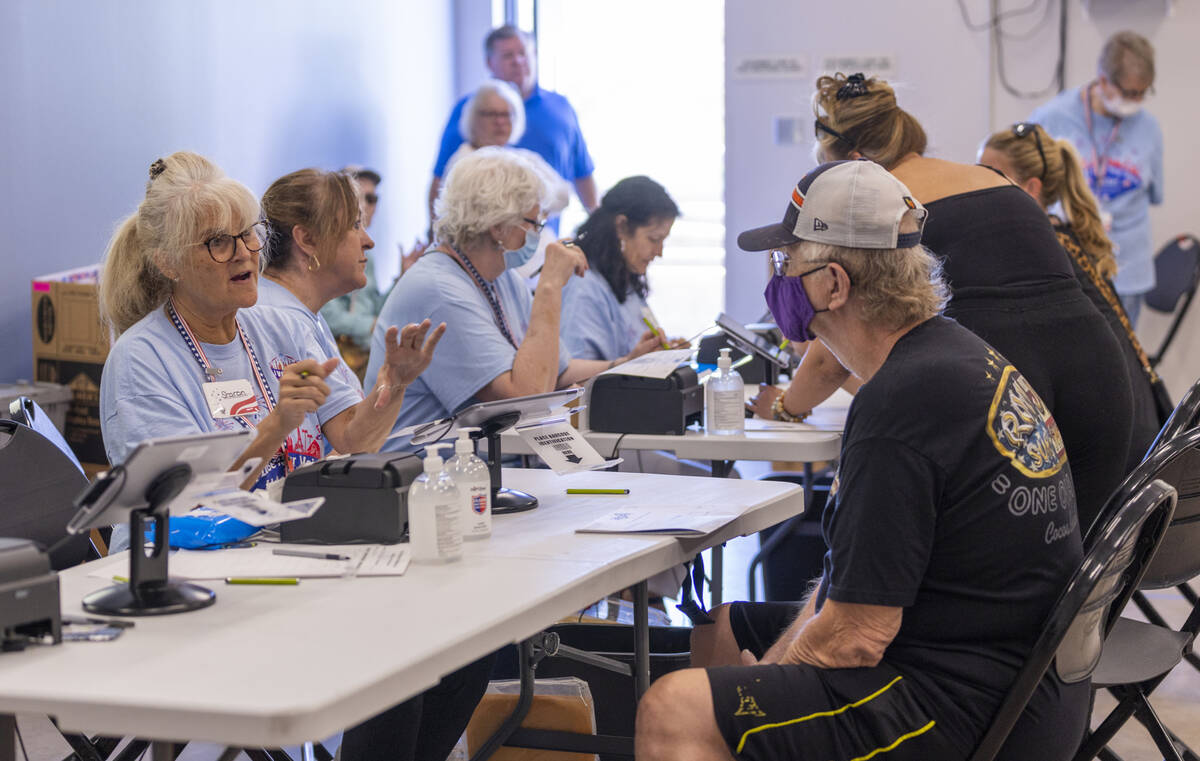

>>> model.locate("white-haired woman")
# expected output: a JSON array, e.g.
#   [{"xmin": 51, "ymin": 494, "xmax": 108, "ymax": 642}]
[
  {"xmin": 369, "ymin": 147, "xmax": 633, "ymax": 444},
  {"xmin": 99, "ymin": 152, "xmax": 441, "ymax": 501}
]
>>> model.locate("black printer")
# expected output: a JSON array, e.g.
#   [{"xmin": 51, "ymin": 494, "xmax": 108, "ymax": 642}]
[
  {"xmin": 588, "ymin": 365, "xmax": 704, "ymax": 435},
  {"xmin": 281, "ymin": 452, "xmax": 423, "ymax": 544},
  {"xmin": 0, "ymin": 538, "xmax": 61, "ymax": 649}
]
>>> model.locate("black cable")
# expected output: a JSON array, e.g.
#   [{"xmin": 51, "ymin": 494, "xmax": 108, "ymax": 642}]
[
  {"xmin": 993, "ymin": 0, "xmax": 1068, "ymax": 99},
  {"xmin": 996, "ymin": 0, "xmax": 1056, "ymax": 41},
  {"xmin": 957, "ymin": 0, "xmax": 1042, "ymax": 31},
  {"xmin": 607, "ymin": 432, "xmax": 629, "ymax": 461},
  {"xmin": 15, "ymin": 720, "xmax": 30, "ymax": 761}
]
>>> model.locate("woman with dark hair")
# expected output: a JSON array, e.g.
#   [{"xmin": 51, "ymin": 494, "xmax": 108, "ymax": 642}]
[{"xmin": 561, "ymin": 176, "xmax": 683, "ymax": 361}]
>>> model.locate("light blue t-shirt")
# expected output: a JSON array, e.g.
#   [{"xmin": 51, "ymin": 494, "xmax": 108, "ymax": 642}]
[
  {"xmin": 365, "ymin": 250, "xmax": 571, "ymax": 449},
  {"xmin": 1031, "ymin": 87, "xmax": 1164, "ymax": 294},
  {"xmin": 100, "ymin": 303, "xmax": 361, "ymax": 489},
  {"xmin": 561, "ymin": 269, "xmax": 646, "ymax": 361},
  {"xmin": 256, "ymin": 277, "xmax": 366, "ymax": 399}
]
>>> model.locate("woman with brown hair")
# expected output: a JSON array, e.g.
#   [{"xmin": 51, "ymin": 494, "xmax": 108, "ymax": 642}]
[
  {"xmin": 981, "ymin": 122, "xmax": 1172, "ymax": 464},
  {"xmin": 754, "ymin": 72, "xmax": 1133, "ymax": 537}
]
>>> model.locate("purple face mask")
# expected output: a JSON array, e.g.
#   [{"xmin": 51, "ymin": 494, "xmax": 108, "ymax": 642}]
[{"xmin": 763, "ymin": 264, "xmax": 829, "ymax": 342}]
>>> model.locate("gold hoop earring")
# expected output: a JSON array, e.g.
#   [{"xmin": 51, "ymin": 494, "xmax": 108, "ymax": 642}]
[{"xmin": 308, "ymin": 256, "xmax": 321, "ymax": 273}]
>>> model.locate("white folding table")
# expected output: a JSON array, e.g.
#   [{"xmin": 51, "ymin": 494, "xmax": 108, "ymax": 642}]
[{"xmin": 0, "ymin": 468, "xmax": 803, "ymax": 760}]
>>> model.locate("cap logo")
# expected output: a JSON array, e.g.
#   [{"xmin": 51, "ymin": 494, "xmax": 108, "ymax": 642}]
[
  {"xmin": 903, "ymin": 196, "xmax": 916, "ymax": 209},
  {"xmin": 791, "ymin": 188, "xmax": 805, "ymax": 208},
  {"xmin": 813, "ymin": 218, "xmax": 829, "ymax": 232}
]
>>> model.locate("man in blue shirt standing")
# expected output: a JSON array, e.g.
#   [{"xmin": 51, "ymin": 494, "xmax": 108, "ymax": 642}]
[
  {"xmin": 1031, "ymin": 30, "xmax": 1163, "ymax": 326},
  {"xmin": 427, "ymin": 24, "xmax": 598, "ymax": 236}
]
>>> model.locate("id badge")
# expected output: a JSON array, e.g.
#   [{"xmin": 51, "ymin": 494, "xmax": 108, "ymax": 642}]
[{"xmin": 203, "ymin": 379, "xmax": 260, "ymax": 419}]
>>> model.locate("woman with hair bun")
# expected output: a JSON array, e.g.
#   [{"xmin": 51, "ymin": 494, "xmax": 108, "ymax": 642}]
[
  {"xmin": 757, "ymin": 72, "xmax": 1134, "ymax": 539},
  {"xmin": 561, "ymin": 175, "xmax": 683, "ymax": 361},
  {"xmin": 981, "ymin": 122, "xmax": 1172, "ymax": 465}
]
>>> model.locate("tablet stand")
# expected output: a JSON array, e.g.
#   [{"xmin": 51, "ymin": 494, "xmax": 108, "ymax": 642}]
[
  {"xmin": 82, "ymin": 463, "xmax": 217, "ymax": 616},
  {"xmin": 471, "ymin": 411, "xmax": 537, "ymax": 514}
]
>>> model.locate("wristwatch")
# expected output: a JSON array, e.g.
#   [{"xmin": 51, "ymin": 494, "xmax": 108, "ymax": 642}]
[{"xmin": 770, "ymin": 393, "xmax": 808, "ymax": 423}]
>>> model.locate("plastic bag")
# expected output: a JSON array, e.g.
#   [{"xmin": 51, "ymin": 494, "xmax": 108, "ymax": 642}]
[{"xmin": 145, "ymin": 506, "xmax": 258, "ymax": 550}]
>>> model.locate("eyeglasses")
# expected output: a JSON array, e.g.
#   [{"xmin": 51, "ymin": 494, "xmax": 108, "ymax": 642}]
[
  {"xmin": 201, "ymin": 221, "xmax": 268, "ymax": 263},
  {"xmin": 1011, "ymin": 122, "xmax": 1047, "ymax": 181},
  {"xmin": 814, "ymin": 119, "xmax": 856, "ymax": 151},
  {"xmin": 770, "ymin": 250, "xmax": 830, "ymax": 279},
  {"xmin": 522, "ymin": 217, "xmax": 546, "ymax": 233},
  {"xmin": 1109, "ymin": 79, "xmax": 1154, "ymax": 101},
  {"xmin": 479, "ymin": 109, "xmax": 513, "ymax": 121}
]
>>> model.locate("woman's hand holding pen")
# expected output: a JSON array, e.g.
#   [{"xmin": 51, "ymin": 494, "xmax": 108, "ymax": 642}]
[{"xmin": 540, "ymin": 239, "xmax": 588, "ymax": 288}]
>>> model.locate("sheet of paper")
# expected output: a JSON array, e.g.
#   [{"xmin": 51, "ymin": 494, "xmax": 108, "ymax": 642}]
[
  {"xmin": 515, "ymin": 418, "xmax": 620, "ymax": 474},
  {"xmin": 576, "ymin": 510, "xmax": 738, "ymax": 536},
  {"xmin": 601, "ymin": 349, "xmax": 693, "ymax": 379},
  {"xmin": 93, "ymin": 544, "xmax": 411, "ymax": 580},
  {"xmin": 165, "ymin": 468, "xmax": 325, "ymax": 527}
]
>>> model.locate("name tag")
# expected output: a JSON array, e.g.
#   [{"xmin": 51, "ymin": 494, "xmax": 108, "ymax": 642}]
[{"xmin": 203, "ymin": 379, "xmax": 260, "ymax": 419}]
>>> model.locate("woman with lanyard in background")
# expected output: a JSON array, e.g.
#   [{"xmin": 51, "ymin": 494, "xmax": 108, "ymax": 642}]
[
  {"xmin": 367, "ymin": 147, "xmax": 629, "ymax": 447},
  {"xmin": 1030, "ymin": 30, "xmax": 1163, "ymax": 327},
  {"xmin": 561, "ymin": 175, "xmax": 687, "ymax": 362},
  {"xmin": 99, "ymin": 152, "xmax": 442, "ymax": 549},
  {"xmin": 981, "ymin": 122, "xmax": 1172, "ymax": 466}
]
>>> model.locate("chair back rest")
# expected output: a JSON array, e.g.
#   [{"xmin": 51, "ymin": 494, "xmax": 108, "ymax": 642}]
[
  {"xmin": 8, "ymin": 396, "xmax": 84, "ymax": 475},
  {"xmin": 1145, "ymin": 234, "xmax": 1200, "ymax": 313},
  {"xmin": 968, "ymin": 478, "xmax": 1176, "ymax": 761},
  {"xmin": 1149, "ymin": 377, "xmax": 1200, "ymax": 451},
  {"xmin": 0, "ymin": 419, "xmax": 92, "ymax": 570},
  {"xmin": 1131, "ymin": 425, "xmax": 1200, "ymax": 588}
]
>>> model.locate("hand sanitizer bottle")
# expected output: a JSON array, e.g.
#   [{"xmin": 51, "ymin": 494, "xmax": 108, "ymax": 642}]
[
  {"xmin": 408, "ymin": 443, "xmax": 463, "ymax": 563},
  {"xmin": 448, "ymin": 427, "xmax": 492, "ymax": 540},
  {"xmin": 706, "ymin": 347, "xmax": 746, "ymax": 436}
]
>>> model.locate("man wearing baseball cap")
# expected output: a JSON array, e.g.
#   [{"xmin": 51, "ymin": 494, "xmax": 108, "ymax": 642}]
[{"xmin": 635, "ymin": 160, "xmax": 1089, "ymax": 760}]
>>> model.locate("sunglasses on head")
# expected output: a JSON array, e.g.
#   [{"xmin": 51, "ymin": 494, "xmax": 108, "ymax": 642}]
[
  {"xmin": 814, "ymin": 119, "xmax": 856, "ymax": 151},
  {"xmin": 1011, "ymin": 122, "xmax": 1047, "ymax": 181}
]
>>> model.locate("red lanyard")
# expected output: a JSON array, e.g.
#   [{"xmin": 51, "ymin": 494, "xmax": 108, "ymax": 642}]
[{"xmin": 1082, "ymin": 85, "xmax": 1121, "ymax": 199}]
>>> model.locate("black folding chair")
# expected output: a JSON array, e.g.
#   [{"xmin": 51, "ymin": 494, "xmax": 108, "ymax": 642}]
[
  {"xmin": 1071, "ymin": 426, "xmax": 1200, "ymax": 761},
  {"xmin": 1144, "ymin": 234, "xmax": 1200, "ymax": 368},
  {"xmin": 966, "ymin": 479, "xmax": 1176, "ymax": 761}
]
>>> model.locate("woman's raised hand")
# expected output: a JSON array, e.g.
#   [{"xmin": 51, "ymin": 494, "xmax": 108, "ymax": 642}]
[{"xmin": 374, "ymin": 319, "xmax": 447, "ymax": 409}]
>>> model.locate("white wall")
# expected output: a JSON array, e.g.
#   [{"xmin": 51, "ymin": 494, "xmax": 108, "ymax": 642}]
[
  {"xmin": 725, "ymin": 0, "xmax": 1199, "ymax": 397},
  {"xmin": 0, "ymin": 0, "xmax": 456, "ymax": 382}
]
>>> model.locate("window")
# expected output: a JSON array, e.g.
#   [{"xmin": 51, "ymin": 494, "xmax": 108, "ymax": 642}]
[{"xmin": 533, "ymin": 1, "xmax": 725, "ymax": 341}]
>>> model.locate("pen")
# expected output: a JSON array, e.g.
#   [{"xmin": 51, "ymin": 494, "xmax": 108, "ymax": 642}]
[
  {"xmin": 225, "ymin": 577, "xmax": 300, "ymax": 585},
  {"xmin": 566, "ymin": 488, "xmax": 630, "ymax": 495},
  {"xmin": 641, "ymin": 316, "xmax": 670, "ymax": 350},
  {"xmin": 272, "ymin": 548, "xmax": 351, "ymax": 561},
  {"xmin": 112, "ymin": 575, "xmax": 129, "ymax": 584}
]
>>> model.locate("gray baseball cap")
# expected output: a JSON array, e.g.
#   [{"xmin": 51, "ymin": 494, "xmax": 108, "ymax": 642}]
[{"xmin": 737, "ymin": 159, "xmax": 927, "ymax": 251}]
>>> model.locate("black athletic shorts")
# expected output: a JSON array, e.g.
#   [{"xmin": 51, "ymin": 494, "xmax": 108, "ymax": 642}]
[{"xmin": 707, "ymin": 602, "xmax": 965, "ymax": 761}]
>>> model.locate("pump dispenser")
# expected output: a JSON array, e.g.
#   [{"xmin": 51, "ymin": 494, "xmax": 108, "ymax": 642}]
[
  {"xmin": 705, "ymin": 348, "xmax": 745, "ymax": 435},
  {"xmin": 448, "ymin": 427, "xmax": 492, "ymax": 539},
  {"xmin": 408, "ymin": 443, "xmax": 463, "ymax": 563}
]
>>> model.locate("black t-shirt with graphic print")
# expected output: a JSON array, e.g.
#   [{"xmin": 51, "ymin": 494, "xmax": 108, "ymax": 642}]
[{"xmin": 815, "ymin": 316, "xmax": 1082, "ymax": 740}]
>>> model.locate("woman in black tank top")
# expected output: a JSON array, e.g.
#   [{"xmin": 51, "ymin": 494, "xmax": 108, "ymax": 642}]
[{"xmin": 761, "ymin": 74, "xmax": 1134, "ymax": 538}]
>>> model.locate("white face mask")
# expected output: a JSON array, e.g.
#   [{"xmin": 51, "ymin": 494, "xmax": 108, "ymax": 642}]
[{"xmin": 1101, "ymin": 92, "xmax": 1142, "ymax": 119}]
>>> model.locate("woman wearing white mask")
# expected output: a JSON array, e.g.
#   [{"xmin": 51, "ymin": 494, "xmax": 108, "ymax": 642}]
[
  {"xmin": 367, "ymin": 147, "xmax": 627, "ymax": 445},
  {"xmin": 1030, "ymin": 30, "xmax": 1163, "ymax": 326}
]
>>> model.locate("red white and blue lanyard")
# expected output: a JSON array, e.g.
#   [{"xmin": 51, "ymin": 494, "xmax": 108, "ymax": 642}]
[
  {"xmin": 166, "ymin": 299, "xmax": 279, "ymax": 427},
  {"xmin": 452, "ymin": 248, "xmax": 519, "ymax": 349},
  {"xmin": 1082, "ymin": 85, "xmax": 1121, "ymax": 199}
]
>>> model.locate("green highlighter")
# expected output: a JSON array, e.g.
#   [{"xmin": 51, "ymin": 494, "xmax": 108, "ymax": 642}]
[{"xmin": 225, "ymin": 577, "xmax": 300, "ymax": 585}]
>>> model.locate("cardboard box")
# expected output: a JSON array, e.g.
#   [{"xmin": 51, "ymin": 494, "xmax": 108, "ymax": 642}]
[{"xmin": 31, "ymin": 265, "xmax": 110, "ymax": 473}]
